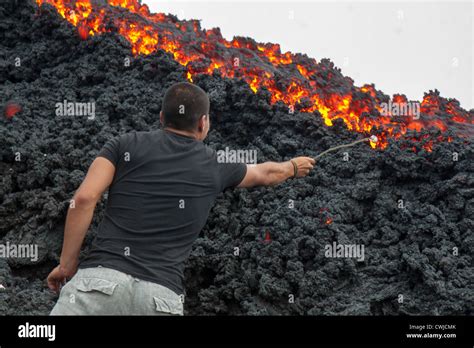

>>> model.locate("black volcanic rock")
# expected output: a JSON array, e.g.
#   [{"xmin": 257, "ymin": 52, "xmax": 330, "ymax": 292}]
[{"xmin": 0, "ymin": 0, "xmax": 472, "ymax": 315}]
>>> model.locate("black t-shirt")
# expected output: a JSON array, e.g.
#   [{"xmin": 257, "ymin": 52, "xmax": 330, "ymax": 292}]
[{"xmin": 80, "ymin": 129, "xmax": 247, "ymax": 295}]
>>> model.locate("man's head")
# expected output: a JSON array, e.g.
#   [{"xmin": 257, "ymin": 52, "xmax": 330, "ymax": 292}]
[{"xmin": 160, "ymin": 82, "xmax": 210, "ymax": 140}]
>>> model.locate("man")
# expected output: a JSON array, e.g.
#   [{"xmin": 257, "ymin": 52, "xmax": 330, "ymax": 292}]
[{"xmin": 48, "ymin": 82, "xmax": 315, "ymax": 315}]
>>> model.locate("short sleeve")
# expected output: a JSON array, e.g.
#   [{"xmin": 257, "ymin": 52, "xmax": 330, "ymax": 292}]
[
  {"xmin": 217, "ymin": 162, "xmax": 247, "ymax": 191},
  {"xmin": 97, "ymin": 136, "xmax": 121, "ymax": 166}
]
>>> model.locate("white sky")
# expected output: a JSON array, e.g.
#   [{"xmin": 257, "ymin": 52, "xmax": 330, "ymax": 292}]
[{"xmin": 146, "ymin": 0, "xmax": 473, "ymax": 110}]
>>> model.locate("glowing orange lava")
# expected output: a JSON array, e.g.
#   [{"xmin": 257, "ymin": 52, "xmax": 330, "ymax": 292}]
[{"xmin": 35, "ymin": 0, "xmax": 473, "ymax": 150}]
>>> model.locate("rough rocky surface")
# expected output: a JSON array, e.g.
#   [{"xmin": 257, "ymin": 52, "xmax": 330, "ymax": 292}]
[{"xmin": 0, "ymin": 0, "xmax": 472, "ymax": 315}]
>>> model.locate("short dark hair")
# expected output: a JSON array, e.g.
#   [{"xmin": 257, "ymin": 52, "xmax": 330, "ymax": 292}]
[{"xmin": 161, "ymin": 82, "xmax": 210, "ymax": 131}]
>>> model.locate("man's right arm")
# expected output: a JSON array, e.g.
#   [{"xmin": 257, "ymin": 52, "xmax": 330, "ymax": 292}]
[{"xmin": 237, "ymin": 157, "xmax": 315, "ymax": 188}]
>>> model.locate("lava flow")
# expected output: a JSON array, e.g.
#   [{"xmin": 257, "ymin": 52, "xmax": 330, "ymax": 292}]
[{"xmin": 35, "ymin": 0, "xmax": 473, "ymax": 150}]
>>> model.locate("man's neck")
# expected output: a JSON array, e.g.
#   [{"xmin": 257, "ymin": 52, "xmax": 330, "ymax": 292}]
[{"xmin": 164, "ymin": 127, "xmax": 199, "ymax": 140}]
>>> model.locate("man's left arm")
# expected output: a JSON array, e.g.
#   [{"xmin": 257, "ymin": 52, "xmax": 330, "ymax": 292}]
[{"xmin": 47, "ymin": 157, "xmax": 115, "ymax": 293}]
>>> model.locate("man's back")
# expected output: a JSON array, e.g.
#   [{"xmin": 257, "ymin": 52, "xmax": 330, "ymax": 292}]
[
  {"xmin": 48, "ymin": 82, "xmax": 314, "ymax": 316},
  {"xmin": 80, "ymin": 129, "xmax": 246, "ymax": 295}
]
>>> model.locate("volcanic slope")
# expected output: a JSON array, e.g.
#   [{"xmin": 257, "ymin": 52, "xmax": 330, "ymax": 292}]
[{"xmin": 0, "ymin": 0, "xmax": 472, "ymax": 315}]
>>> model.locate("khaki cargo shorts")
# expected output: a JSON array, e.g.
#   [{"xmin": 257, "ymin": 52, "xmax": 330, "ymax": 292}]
[{"xmin": 50, "ymin": 266, "xmax": 184, "ymax": 315}]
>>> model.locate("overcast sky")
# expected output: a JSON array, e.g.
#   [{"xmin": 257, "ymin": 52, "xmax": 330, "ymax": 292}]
[{"xmin": 146, "ymin": 0, "xmax": 473, "ymax": 110}]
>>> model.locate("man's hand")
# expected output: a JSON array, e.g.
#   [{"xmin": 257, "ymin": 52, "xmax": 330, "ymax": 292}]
[
  {"xmin": 238, "ymin": 156, "xmax": 315, "ymax": 188},
  {"xmin": 47, "ymin": 264, "xmax": 77, "ymax": 293},
  {"xmin": 290, "ymin": 156, "xmax": 316, "ymax": 178}
]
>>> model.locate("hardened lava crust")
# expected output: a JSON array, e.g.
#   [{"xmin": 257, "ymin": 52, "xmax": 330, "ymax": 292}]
[{"xmin": 0, "ymin": 0, "xmax": 472, "ymax": 315}]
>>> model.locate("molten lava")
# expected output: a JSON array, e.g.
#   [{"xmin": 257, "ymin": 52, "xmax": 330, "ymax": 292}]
[
  {"xmin": 4, "ymin": 102, "xmax": 22, "ymax": 119},
  {"xmin": 35, "ymin": 0, "xmax": 473, "ymax": 150},
  {"xmin": 264, "ymin": 230, "xmax": 271, "ymax": 243}
]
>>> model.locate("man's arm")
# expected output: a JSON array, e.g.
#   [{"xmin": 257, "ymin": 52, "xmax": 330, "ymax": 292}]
[
  {"xmin": 238, "ymin": 156, "xmax": 315, "ymax": 188},
  {"xmin": 47, "ymin": 157, "xmax": 115, "ymax": 292}
]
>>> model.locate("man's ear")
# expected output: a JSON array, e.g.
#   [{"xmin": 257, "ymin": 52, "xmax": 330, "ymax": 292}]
[{"xmin": 198, "ymin": 115, "xmax": 206, "ymax": 132}]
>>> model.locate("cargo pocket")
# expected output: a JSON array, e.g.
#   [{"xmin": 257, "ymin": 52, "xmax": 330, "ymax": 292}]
[
  {"xmin": 153, "ymin": 296, "xmax": 183, "ymax": 315},
  {"xmin": 76, "ymin": 278, "xmax": 118, "ymax": 296}
]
